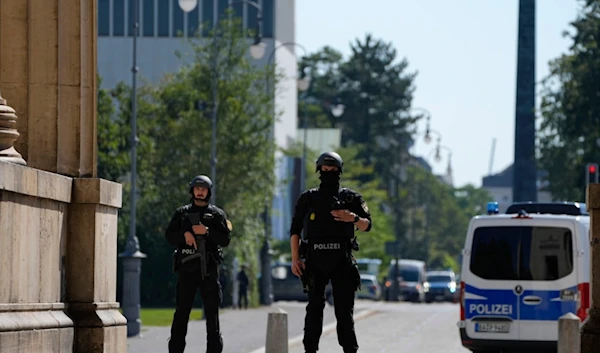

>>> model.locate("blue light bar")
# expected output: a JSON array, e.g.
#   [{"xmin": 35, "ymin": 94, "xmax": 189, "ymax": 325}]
[{"xmin": 487, "ymin": 201, "xmax": 499, "ymax": 215}]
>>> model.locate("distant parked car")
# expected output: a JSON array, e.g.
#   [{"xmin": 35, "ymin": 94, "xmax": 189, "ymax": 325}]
[
  {"xmin": 425, "ymin": 270, "xmax": 457, "ymax": 303},
  {"xmin": 384, "ymin": 259, "xmax": 427, "ymax": 303},
  {"xmin": 356, "ymin": 274, "xmax": 381, "ymax": 300}
]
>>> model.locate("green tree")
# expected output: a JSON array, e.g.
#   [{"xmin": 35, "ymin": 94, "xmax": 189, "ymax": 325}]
[
  {"xmin": 538, "ymin": 0, "xmax": 600, "ymax": 201},
  {"xmin": 299, "ymin": 35, "xmax": 419, "ymax": 178},
  {"xmin": 100, "ymin": 17, "xmax": 279, "ymax": 307}
]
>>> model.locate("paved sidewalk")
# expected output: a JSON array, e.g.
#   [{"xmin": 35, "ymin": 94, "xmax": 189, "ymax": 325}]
[{"xmin": 126, "ymin": 301, "xmax": 340, "ymax": 353}]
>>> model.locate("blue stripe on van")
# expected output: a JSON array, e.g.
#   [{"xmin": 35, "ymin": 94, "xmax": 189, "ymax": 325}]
[
  {"xmin": 465, "ymin": 284, "xmax": 578, "ymax": 321},
  {"xmin": 519, "ymin": 288, "xmax": 577, "ymax": 321}
]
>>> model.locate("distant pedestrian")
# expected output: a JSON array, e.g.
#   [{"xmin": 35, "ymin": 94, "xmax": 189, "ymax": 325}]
[{"xmin": 237, "ymin": 265, "xmax": 249, "ymax": 309}]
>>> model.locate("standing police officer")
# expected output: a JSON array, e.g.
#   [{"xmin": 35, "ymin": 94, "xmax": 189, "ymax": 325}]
[
  {"xmin": 165, "ymin": 175, "xmax": 232, "ymax": 353},
  {"xmin": 289, "ymin": 152, "xmax": 372, "ymax": 353}
]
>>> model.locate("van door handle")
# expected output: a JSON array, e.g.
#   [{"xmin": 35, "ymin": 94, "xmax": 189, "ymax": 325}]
[{"xmin": 523, "ymin": 295, "xmax": 542, "ymax": 305}]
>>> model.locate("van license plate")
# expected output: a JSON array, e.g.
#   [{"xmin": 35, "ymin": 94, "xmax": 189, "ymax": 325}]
[{"xmin": 475, "ymin": 322, "xmax": 510, "ymax": 333}]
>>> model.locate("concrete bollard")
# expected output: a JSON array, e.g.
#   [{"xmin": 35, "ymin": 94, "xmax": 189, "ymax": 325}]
[
  {"xmin": 558, "ymin": 312, "xmax": 581, "ymax": 353},
  {"xmin": 265, "ymin": 308, "xmax": 288, "ymax": 353}
]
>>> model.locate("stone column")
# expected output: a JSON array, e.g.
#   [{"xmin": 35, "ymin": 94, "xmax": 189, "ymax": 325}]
[
  {"xmin": 67, "ymin": 178, "xmax": 126, "ymax": 353},
  {"xmin": 0, "ymin": 0, "xmax": 97, "ymax": 177},
  {"xmin": 0, "ymin": 91, "xmax": 26, "ymax": 165},
  {"xmin": 0, "ymin": 1, "xmax": 127, "ymax": 352},
  {"xmin": 582, "ymin": 184, "xmax": 600, "ymax": 352}
]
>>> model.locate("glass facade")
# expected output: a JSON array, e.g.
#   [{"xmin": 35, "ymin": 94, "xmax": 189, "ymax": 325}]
[{"xmin": 98, "ymin": 0, "xmax": 275, "ymax": 38}]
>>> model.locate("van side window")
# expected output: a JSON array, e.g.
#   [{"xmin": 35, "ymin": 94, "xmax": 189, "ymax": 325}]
[{"xmin": 470, "ymin": 226, "xmax": 574, "ymax": 281}]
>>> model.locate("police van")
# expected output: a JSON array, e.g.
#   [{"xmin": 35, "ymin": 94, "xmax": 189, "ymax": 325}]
[{"xmin": 457, "ymin": 202, "xmax": 590, "ymax": 353}]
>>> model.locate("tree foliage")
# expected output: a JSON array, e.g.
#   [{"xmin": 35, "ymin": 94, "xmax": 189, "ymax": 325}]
[
  {"xmin": 98, "ymin": 18, "xmax": 278, "ymax": 306},
  {"xmin": 538, "ymin": 0, "xmax": 600, "ymax": 201},
  {"xmin": 294, "ymin": 34, "xmax": 492, "ymax": 277}
]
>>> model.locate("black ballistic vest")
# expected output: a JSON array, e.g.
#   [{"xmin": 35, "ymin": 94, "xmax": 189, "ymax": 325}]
[
  {"xmin": 304, "ymin": 188, "xmax": 355, "ymax": 273},
  {"xmin": 304, "ymin": 188, "xmax": 355, "ymax": 240}
]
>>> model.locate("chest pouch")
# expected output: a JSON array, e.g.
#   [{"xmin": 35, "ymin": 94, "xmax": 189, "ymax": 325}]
[{"xmin": 309, "ymin": 238, "xmax": 348, "ymax": 274}]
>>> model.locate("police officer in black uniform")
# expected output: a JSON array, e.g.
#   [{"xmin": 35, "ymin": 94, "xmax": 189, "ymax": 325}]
[
  {"xmin": 165, "ymin": 175, "xmax": 232, "ymax": 353},
  {"xmin": 289, "ymin": 152, "xmax": 372, "ymax": 353}
]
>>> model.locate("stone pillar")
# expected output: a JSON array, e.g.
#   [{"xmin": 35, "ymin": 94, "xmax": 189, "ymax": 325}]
[
  {"xmin": 582, "ymin": 184, "xmax": 600, "ymax": 352},
  {"xmin": 0, "ymin": 161, "xmax": 74, "ymax": 353},
  {"xmin": 67, "ymin": 178, "xmax": 126, "ymax": 353},
  {"xmin": 0, "ymin": 0, "xmax": 97, "ymax": 177},
  {"xmin": 0, "ymin": 92, "xmax": 26, "ymax": 165},
  {"xmin": 0, "ymin": 1, "xmax": 127, "ymax": 352}
]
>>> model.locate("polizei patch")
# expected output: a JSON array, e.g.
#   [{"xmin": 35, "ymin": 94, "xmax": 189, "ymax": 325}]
[{"xmin": 313, "ymin": 243, "xmax": 341, "ymax": 250}]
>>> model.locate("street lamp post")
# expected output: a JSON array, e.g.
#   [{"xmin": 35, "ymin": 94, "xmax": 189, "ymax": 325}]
[
  {"xmin": 119, "ymin": 0, "xmax": 147, "ymax": 338},
  {"xmin": 411, "ymin": 108, "xmax": 441, "ymax": 145},
  {"xmin": 259, "ymin": 42, "xmax": 311, "ymax": 305},
  {"xmin": 181, "ymin": 0, "xmax": 265, "ymax": 205}
]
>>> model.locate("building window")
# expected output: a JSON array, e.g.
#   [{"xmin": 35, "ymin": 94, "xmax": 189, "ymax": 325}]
[
  {"xmin": 157, "ymin": 0, "xmax": 169, "ymax": 37},
  {"xmin": 202, "ymin": 0, "xmax": 214, "ymax": 36},
  {"xmin": 247, "ymin": 0, "xmax": 258, "ymax": 38},
  {"xmin": 217, "ymin": 0, "xmax": 229, "ymax": 21},
  {"xmin": 143, "ymin": 0, "xmax": 155, "ymax": 36},
  {"xmin": 232, "ymin": 1, "xmax": 244, "ymax": 32},
  {"xmin": 113, "ymin": 0, "xmax": 125, "ymax": 36},
  {"xmin": 172, "ymin": 0, "xmax": 184, "ymax": 37},
  {"xmin": 262, "ymin": 0, "xmax": 274, "ymax": 38},
  {"xmin": 188, "ymin": 5, "xmax": 200, "ymax": 37},
  {"xmin": 127, "ymin": 0, "xmax": 136, "ymax": 36},
  {"xmin": 98, "ymin": 0, "xmax": 110, "ymax": 36}
]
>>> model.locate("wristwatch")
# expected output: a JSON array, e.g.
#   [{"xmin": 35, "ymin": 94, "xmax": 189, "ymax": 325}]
[{"xmin": 353, "ymin": 214, "xmax": 360, "ymax": 224}]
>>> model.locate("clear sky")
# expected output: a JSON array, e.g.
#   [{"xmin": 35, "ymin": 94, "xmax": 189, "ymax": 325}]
[{"xmin": 296, "ymin": 0, "xmax": 582, "ymax": 187}]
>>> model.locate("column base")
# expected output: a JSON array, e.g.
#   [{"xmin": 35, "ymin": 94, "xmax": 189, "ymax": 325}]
[
  {"xmin": 0, "ymin": 303, "xmax": 74, "ymax": 353},
  {"xmin": 0, "ymin": 146, "xmax": 26, "ymax": 165},
  {"xmin": 67, "ymin": 302, "xmax": 127, "ymax": 353}
]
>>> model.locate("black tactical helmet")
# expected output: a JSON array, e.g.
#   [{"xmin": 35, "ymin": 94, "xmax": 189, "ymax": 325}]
[
  {"xmin": 316, "ymin": 151, "xmax": 343, "ymax": 174},
  {"xmin": 189, "ymin": 175, "xmax": 212, "ymax": 194}
]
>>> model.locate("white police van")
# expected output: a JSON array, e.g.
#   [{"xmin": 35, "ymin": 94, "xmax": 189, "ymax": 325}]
[{"xmin": 457, "ymin": 202, "xmax": 590, "ymax": 353}]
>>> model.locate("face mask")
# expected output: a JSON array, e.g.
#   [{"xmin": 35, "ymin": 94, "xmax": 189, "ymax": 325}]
[{"xmin": 319, "ymin": 170, "xmax": 341, "ymax": 185}]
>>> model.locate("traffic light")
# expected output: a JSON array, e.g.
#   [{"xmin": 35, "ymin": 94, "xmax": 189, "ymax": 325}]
[{"xmin": 586, "ymin": 163, "xmax": 599, "ymax": 184}]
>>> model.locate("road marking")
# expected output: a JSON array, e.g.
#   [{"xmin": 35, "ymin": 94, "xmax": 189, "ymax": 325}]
[{"xmin": 247, "ymin": 305, "xmax": 381, "ymax": 353}]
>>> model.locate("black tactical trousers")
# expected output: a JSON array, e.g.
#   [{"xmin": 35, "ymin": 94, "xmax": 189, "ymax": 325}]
[
  {"xmin": 303, "ymin": 258, "xmax": 359, "ymax": 353},
  {"xmin": 169, "ymin": 263, "xmax": 223, "ymax": 353}
]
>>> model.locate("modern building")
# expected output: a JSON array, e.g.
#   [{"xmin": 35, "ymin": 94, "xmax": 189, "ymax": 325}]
[
  {"xmin": 482, "ymin": 163, "xmax": 552, "ymax": 213},
  {"xmin": 97, "ymin": 0, "xmax": 299, "ymax": 239}
]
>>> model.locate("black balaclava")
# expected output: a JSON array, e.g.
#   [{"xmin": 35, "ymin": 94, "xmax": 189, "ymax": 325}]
[{"xmin": 319, "ymin": 170, "xmax": 341, "ymax": 195}]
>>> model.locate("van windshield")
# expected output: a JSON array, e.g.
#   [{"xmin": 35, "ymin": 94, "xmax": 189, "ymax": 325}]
[{"xmin": 470, "ymin": 226, "xmax": 574, "ymax": 281}]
